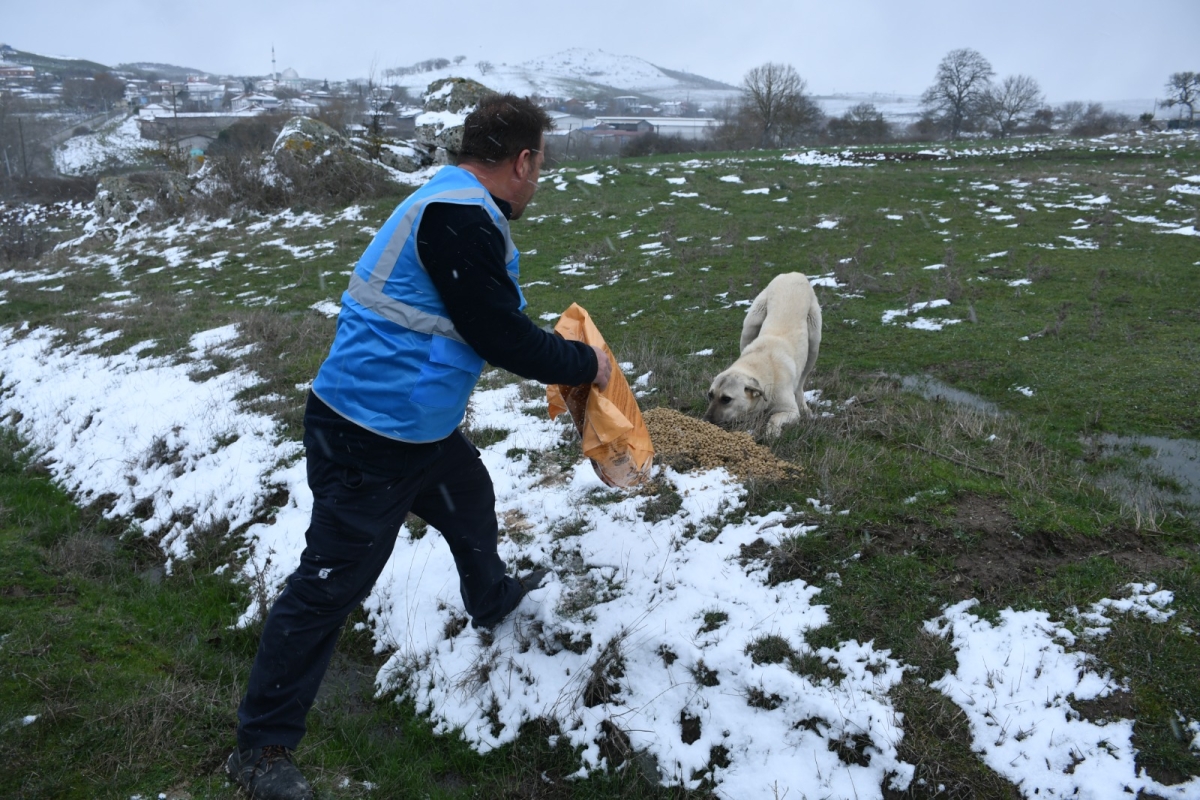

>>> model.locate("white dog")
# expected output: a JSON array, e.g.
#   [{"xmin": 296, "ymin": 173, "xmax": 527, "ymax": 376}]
[{"xmin": 703, "ymin": 272, "xmax": 822, "ymax": 436}]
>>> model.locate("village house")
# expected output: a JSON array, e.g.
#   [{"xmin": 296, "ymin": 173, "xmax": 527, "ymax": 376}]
[
  {"xmin": 281, "ymin": 97, "xmax": 319, "ymax": 115},
  {"xmin": 0, "ymin": 60, "xmax": 36, "ymax": 82},
  {"xmin": 610, "ymin": 95, "xmax": 641, "ymax": 114},
  {"xmin": 592, "ymin": 115, "xmax": 718, "ymax": 141},
  {"xmin": 180, "ymin": 77, "xmax": 226, "ymax": 112},
  {"xmin": 231, "ymin": 92, "xmax": 281, "ymax": 112},
  {"xmin": 547, "ymin": 111, "xmax": 591, "ymax": 135}
]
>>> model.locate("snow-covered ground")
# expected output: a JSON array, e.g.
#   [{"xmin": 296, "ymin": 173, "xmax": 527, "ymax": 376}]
[{"xmin": 1, "ymin": 328, "xmax": 1197, "ymax": 798}]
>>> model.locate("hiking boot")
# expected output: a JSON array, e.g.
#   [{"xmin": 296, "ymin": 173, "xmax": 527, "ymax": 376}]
[
  {"xmin": 518, "ymin": 568, "xmax": 551, "ymax": 594},
  {"xmin": 472, "ymin": 570, "xmax": 553, "ymax": 630},
  {"xmin": 226, "ymin": 745, "xmax": 313, "ymax": 800}
]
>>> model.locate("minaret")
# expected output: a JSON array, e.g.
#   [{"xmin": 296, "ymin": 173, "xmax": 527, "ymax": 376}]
[{"xmin": 272, "ymin": 45, "xmax": 278, "ymax": 82}]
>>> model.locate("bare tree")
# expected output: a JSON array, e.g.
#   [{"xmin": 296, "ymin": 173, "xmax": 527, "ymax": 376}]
[
  {"xmin": 476, "ymin": 61, "xmax": 493, "ymax": 76},
  {"xmin": 1071, "ymin": 103, "xmax": 1131, "ymax": 136},
  {"xmin": 1030, "ymin": 106, "xmax": 1054, "ymax": 131},
  {"xmin": 710, "ymin": 96, "xmax": 754, "ymax": 149},
  {"xmin": 1162, "ymin": 71, "xmax": 1199, "ymax": 122},
  {"xmin": 741, "ymin": 62, "xmax": 819, "ymax": 148},
  {"xmin": 980, "ymin": 74, "xmax": 1044, "ymax": 137},
  {"xmin": 921, "ymin": 48, "xmax": 994, "ymax": 139},
  {"xmin": 826, "ymin": 102, "xmax": 891, "ymax": 143},
  {"xmin": 777, "ymin": 93, "xmax": 824, "ymax": 146},
  {"xmin": 1053, "ymin": 101, "xmax": 1086, "ymax": 130}
]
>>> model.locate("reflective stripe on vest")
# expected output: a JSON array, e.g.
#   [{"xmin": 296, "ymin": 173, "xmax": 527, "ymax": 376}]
[
  {"xmin": 345, "ymin": 272, "xmax": 467, "ymax": 344},
  {"xmin": 345, "ymin": 182, "xmax": 518, "ymax": 342}
]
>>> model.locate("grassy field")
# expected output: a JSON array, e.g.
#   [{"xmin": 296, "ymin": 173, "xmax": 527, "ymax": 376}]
[{"xmin": 1, "ymin": 131, "xmax": 1198, "ymax": 798}]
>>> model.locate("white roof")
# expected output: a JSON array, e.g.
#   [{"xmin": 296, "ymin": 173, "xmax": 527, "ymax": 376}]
[{"xmin": 594, "ymin": 116, "xmax": 716, "ymax": 125}]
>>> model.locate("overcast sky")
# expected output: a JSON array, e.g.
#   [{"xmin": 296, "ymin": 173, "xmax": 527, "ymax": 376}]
[{"xmin": 5, "ymin": 0, "xmax": 1196, "ymax": 103}]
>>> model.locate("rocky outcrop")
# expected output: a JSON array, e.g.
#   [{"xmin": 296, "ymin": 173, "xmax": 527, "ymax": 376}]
[
  {"xmin": 377, "ymin": 142, "xmax": 426, "ymax": 173},
  {"xmin": 93, "ymin": 172, "xmax": 190, "ymax": 224},
  {"xmin": 336, "ymin": 79, "xmax": 494, "ymax": 174},
  {"xmin": 272, "ymin": 116, "xmax": 347, "ymax": 158},
  {"xmin": 423, "ymin": 77, "xmax": 493, "ymax": 115},
  {"xmin": 407, "ymin": 77, "xmax": 494, "ymax": 166}
]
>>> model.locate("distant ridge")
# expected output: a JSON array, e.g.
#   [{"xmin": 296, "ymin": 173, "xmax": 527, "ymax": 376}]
[
  {"xmin": 652, "ymin": 65, "xmax": 738, "ymax": 92},
  {"xmin": 4, "ymin": 47, "xmax": 203, "ymax": 83},
  {"xmin": 116, "ymin": 62, "xmax": 210, "ymax": 81},
  {"xmin": 5, "ymin": 48, "xmax": 110, "ymax": 77},
  {"xmin": 8, "ymin": 44, "xmax": 736, "ymax": 104},
  {"xmin": 384, "ymin": 48, "xmax": 740, "ymax": 105}
]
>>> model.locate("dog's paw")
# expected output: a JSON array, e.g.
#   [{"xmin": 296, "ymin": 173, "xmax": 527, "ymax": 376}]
[{"xmin": 764, "ymin": 411, "xmax": 801, "ymax": 437}]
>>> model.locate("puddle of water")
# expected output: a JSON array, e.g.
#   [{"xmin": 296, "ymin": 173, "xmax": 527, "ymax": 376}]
[
  {"xmin": 1091, "ymin": 434, "xmax": 1200, "ymax": 511},
  {"xmin": 898, "ymin": 374, "xmax": 1001, "ymax": 415},
  {"xmin": 898, "ymin": 374, "xmax": 1200, "ymax": 514}
]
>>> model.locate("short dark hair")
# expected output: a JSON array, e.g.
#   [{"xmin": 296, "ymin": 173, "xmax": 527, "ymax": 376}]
[{"xmin": 458, "ymin": 93, "xmax": 552, "ymax": 165}]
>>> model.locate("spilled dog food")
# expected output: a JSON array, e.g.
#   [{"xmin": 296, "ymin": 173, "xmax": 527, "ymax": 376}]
[{"xmin": 643, "ymin": 407, "xmax": 801, "ymax": 482}]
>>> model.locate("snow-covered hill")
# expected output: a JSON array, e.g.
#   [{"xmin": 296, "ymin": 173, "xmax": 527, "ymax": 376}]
[{"xmin": 389, "ymin": 47, "xmax": 738, "ymax": 106}]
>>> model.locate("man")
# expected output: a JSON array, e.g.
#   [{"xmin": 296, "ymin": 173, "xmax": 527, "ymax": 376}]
[{"xmin": 226, "ymin": 93, "xmax": 611, "ymax": 800}]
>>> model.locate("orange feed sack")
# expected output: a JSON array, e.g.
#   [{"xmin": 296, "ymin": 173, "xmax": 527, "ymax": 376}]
[{"xmin": 546, "ymin": 303, "xmax": 655, "ymax": 488}]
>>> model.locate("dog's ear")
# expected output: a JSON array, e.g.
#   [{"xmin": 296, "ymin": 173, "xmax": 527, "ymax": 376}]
[{"xmin": 744, "ymin": 377, "xmax": 764, "ymax": 399}]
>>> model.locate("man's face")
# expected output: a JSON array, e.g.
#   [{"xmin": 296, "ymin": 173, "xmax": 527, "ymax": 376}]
[{"xmin": 509, "ymin": 135, "xmax": 544, "ymax": 220}]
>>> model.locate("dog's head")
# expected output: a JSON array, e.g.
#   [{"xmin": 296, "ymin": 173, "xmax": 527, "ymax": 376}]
[{"xmin": 703, "ymin": 369, "xmax": 766, "ymax": 427}]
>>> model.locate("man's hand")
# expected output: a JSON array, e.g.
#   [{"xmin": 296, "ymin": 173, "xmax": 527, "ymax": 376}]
[{"xmin": 591, "ymin": 345, "xmax": 612, "ymax": 390}]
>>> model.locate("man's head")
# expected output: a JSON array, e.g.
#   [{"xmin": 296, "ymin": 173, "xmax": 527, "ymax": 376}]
[
  {"xmin": 460, "ymin": 94, "xmax": 551, "ymax": 165},
  {"xmin": 458, "ymin": 94, "xmax": 552, "ymax": 219}
]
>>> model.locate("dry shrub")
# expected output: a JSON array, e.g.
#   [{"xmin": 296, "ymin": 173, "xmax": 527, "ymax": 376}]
[
  {"xmin": 768, "ymin": 371, "xmax": 1065, "ymax": 511},
  {"xmin": 227, "ymin": 307, "xmax": 337, "ymax": 434},
  {"xmin": 86, "ymin": 674, "xmax": 239, "ymax": 780},
  {"xmin": 275, "ymin": 146, "xmax": 398, "ymax": 210},
  {"xmin": 194, "ymin": 153, "xmax": 289, "ymax": 215},
  {"xmin": 193, "ymin": 125, "xmax": 400, "ymax": 216},
  {"xmin": 1, "ymin": 175, "xmax": 96, "ymax": 205},
  {"xmin": 582, "ymin": 637, "xmax": 626, "ymax": 707},
  {"xmin": 0, "ymin": 215, "xmax": 52, "ymax": 264}
]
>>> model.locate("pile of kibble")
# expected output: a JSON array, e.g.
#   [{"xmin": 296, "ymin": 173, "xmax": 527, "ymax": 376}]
[{"xmin": 642, "ymin": 407, "xmax": 800, "ymax": 482}]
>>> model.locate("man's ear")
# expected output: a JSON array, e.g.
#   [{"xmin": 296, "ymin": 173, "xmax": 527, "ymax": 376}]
[{"xmin": 515, "ymin": 148, "xmax": 534, "ymax": 179}]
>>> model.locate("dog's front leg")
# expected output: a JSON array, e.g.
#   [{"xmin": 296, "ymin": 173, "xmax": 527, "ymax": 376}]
[{"xmin": 764, "ymin": 409, "xmax": 801, "ymax": 437}]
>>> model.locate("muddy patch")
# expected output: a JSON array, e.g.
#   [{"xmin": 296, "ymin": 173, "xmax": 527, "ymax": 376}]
[{"xmin": 864, "ymin": 495, "xmax": 1184, "ymax": 602}]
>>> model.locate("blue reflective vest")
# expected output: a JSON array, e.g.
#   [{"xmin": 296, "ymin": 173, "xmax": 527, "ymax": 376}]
[{"xmin": 312, "ymin": 166, "xmax": 526, "ymax": 443}]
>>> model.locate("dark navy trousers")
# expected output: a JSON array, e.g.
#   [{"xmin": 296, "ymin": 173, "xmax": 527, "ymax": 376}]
[{"xmin": 235, "ymin": 428, "xmax": 523, "ymax": 750}]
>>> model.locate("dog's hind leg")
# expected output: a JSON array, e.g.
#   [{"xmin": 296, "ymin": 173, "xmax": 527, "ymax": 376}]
[
  {"xmin": 740, "ymin": 293, "xmax": 769, "ymax": 351},
  {"xmin": 796, "ymin": 296, "xmax": 822, "ymax": 413}
]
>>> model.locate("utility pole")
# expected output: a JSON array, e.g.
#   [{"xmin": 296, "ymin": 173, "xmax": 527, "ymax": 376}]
[
  {"xmin": 18, "ymin": 116, "xmax": 27, "ymax": 177},
  {"xmin": 169, "ymin": 84, "xmax": 180, "ymax": 161}
]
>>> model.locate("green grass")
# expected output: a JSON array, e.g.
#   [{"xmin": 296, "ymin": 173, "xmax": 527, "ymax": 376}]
[{"xmin": 1, "ymin": 132, "xmax": 1198, "ymax": 797}]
